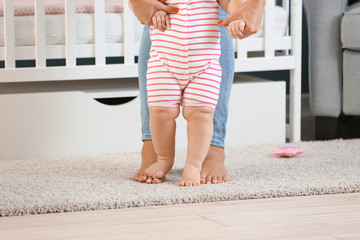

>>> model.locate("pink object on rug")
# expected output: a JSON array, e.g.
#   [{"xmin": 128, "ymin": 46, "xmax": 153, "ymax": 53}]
[
  {"xmin": 0, "ymin": 0, "xmax": 124, "ymax": 16},
  {"xmin": 272, "ymin": 146, "xmax": 305, "ymax": 157}
]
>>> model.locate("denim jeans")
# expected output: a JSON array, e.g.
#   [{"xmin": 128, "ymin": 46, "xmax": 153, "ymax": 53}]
[{"xmin": 138, "ymin": 8, "xmax": 234, "ymax": 148}]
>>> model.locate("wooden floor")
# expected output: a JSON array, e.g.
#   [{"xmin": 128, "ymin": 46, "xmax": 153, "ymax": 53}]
[{"xmin": 1, "ymin": 193, "xmax": 359, "ymax": 240}]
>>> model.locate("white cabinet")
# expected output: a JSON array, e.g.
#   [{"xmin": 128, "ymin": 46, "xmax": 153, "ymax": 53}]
[{"xmin": 0, "ymin": 76, "xmax": 285, "ymax": 159}]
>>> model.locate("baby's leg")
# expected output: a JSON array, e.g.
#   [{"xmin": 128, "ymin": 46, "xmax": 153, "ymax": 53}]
[
  {"xmin": 180, "ymin": 106, "xmax": 214, "ymax": 186},
  {"xmin": 144, "ymin": 106, "xmax": 180, "ymax": 183}
]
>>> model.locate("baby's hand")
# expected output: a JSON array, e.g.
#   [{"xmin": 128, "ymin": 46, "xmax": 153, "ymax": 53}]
[
  {"xmin": 226, "ymin": 19, "xmax": 246, "ymax": 39},
  {"xmin": 152, "ymin": 10, "xmax": 171, "ymax": 32}
]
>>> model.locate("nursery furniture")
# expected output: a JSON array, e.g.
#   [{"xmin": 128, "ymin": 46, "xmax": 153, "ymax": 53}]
[
  {"xmin": 0, "ymin": 0, "xmax": 302, "ymax": 158},
  {"xmin": 304, "ymin": 0, "xmax": 360, "ymax": 139},
  {"xmin": 0, "ymin": 75, "xmax": 286, "ymax": 158}
]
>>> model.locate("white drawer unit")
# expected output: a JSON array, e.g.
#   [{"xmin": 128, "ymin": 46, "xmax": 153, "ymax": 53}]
[
  {"xmin": 0, "ymin": 76, "xmax": 285, "ymax": 159},
  {"xmin": 0, "ymin": 79, "xmax": 142, "ymax": 159}
]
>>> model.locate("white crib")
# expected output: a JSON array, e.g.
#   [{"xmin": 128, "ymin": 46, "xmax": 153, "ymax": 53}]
[{"xmin": 0, "ymin": 0, "xmax": 302, "ymax": 149}]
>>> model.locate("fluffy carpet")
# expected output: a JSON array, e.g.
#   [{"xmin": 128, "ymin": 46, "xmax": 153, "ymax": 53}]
[{"xmin": 1, "ymin": 139, "xmax": 360, "ymax": 217}]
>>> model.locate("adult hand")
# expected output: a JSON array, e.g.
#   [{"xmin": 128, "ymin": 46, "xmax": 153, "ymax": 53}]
[
  {"xmin": 129, "ymin": 0, "xmax": 179, "ymax": 26},
  {"xmin": 219, "ymin": 0, "xmax": 266, "ymax": 39}
]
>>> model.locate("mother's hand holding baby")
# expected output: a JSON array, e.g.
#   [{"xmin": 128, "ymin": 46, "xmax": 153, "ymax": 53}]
[
  {"xmin": 130, "ymin": 0, "xmax": 265, "ymax": 40},
  {"xmin": 129, "ymin": 0, "xmax": 179, "ymax": 26},
  {"xmin": 219, "ymin": 0, "xmax": 266, "ymax": 39}
]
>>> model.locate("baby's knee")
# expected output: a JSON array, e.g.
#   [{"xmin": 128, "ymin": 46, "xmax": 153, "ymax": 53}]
[
  {"xmin": 150, "ymin": 107, "xmax": 180, "ymax": 120},
  {"xmin": 182, "ymin": 106, "xmax": 214, "ymax": 122}
]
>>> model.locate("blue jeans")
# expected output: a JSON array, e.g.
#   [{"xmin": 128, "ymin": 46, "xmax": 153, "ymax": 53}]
[{"xmin": 138, "ymin": 8, "xmax": 234, "ymax": 148}]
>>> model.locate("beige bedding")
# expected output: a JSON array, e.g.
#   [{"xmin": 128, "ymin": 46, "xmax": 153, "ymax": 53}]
[{"xmin": 0, "ymin": 0, "xmax": 123, "ymax": 16}]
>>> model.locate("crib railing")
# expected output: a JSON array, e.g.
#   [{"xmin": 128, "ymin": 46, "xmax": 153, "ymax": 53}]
[
  {"xmin": 0, "ymin": 0, "xmax": 302, "ymax": 142},
  {"xmin": 0, "ymin": 0, "xmax": 138, "ymax": 81},
  {"xmin": 0, "ymin": 0, "xmax": 299, "ymax": 74}
]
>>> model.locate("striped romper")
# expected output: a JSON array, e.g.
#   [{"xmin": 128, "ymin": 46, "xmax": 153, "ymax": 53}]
[{"xmin": 146, "ymin": 0, "xmax": 222, "ymax": 110}]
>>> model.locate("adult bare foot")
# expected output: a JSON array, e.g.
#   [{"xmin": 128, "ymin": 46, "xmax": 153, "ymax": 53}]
[
  {"xmin": 178, "ymin": 164, "xmax": 201, "ymax": 187},
  {"xmin": 200, "ymin": 145, "xmax": 230, "ymax": 184},
  {"xmin": 132, "ymin": 140, "xmax": 158, "ymax": 182}
]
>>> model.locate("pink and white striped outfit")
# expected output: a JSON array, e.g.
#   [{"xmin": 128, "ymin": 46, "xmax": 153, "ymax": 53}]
[{"xmin": 146, "ymin": 0, "xmax": 221, "ymax": 109}]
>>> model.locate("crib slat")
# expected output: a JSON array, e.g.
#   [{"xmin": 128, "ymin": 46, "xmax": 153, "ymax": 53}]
[
  {"xmin": 288, "ymin": 0, "xmax": 303, "ymax": 142},
  {"xmin": 95, "ymin": 0, "xmax": 106, "ymax": 66},
  {"xmin": 3, "ymin": 0, "xmax": 15, "ymax": 68},
  {"xmin": 237, "ymin": 39, "xmax": 247, "ymax": 59},
  {"xmin": 65, "ymin": 0, "xmax": 76, "ymax": 67},
  {"xmin": 282, "ymin": 0, "xmax": 290, "ymax": 13},
  {"xmin": 123, "ymin": 0, "xmax": 135, "ymax": 65},
  {"xmin": 264, "ymin": 0, "xmax": 275, "ymax": 58},
  {"xmin": 35, "ymin": 0, "xmax": 46, "ymax": 68},
  {"xmin": 283, "ymin": 0, "xmax": 290, "ymax": 55}
]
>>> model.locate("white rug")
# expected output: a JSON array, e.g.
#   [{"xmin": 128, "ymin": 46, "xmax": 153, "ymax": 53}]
[{"xmin": 1, "ymin": 139, "xmax": 360, "ymax": 217}]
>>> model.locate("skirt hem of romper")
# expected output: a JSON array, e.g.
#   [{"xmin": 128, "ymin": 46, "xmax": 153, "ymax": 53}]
[
  {"xmin": 148, "ymin": 104, "xmax": 180, "ymax": 108},
  {"xmin": 148, "ymin": 103, "xmax": 216, "ymax": 110}
]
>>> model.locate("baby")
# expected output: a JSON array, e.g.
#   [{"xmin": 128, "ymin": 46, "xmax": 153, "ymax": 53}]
[{"xmin": 132, "ymin": 0, "xmax": 245, "ymax": 186}]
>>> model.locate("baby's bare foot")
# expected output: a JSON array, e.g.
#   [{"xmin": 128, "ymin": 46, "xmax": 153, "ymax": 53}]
[
  {"xmin": 133, "ymin": 141, "xmax": 158, "ymax": 183},
  {"xmin": 178, "ymin": 164, "xmax": 201, "ymax": 187},
  {"xmin": 200, "ymin": 145, "xmax": 230, "ymax": 184},
  {"xmin": 144, "ymin": 159, "xmax": 174, "ymax": 184}
]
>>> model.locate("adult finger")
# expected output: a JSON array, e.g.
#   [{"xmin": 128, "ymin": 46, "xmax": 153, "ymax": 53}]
[
  {"xmin": 218, "ymin": 15, "xmax": 234, "ymax": 27},
  {"xmin": 155, "ymin": 1, "xmax": 179, "ymax": 14},
  {"xmin": 241, "ymin": 28, "xmax": 255, "ymax": 39},
  {"xmin": 243, "ymin": 21, "xmax": 260, "ymax": 36},
  {"xmin": 239, "ymin": 32, "xmax": 251, "ymax": 40}
]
